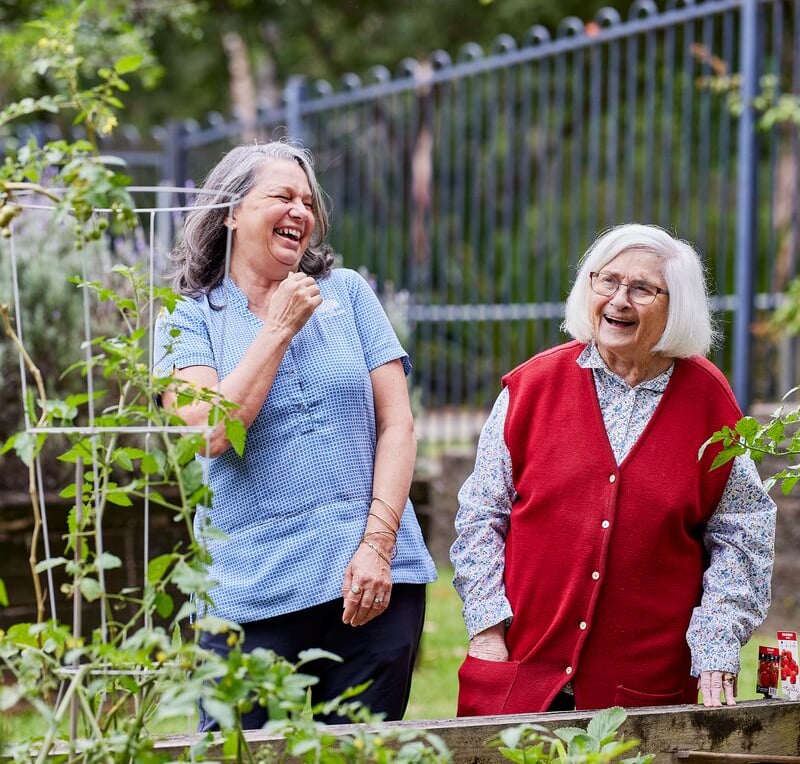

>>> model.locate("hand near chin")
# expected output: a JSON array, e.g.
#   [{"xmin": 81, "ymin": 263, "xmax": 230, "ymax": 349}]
[{"xmin": 268, "ymin": 271, "xmax": 322, "ymax": 333}]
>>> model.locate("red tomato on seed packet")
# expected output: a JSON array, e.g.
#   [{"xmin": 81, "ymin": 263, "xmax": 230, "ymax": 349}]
[{"xmin": 757, "ymin": 646, "xmax": 780, "ymax": 698}]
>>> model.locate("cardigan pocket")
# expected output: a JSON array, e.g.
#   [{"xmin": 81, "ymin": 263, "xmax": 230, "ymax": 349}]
[
  {"xmin": 613, "ymin": 683, "xmax": 692, "ymax": 708},
  {"xmin": 456, "ymin": 655, "xmax": 520, "ymax": 717}
]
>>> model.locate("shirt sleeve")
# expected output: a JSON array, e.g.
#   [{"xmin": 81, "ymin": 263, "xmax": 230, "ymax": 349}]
[
  {"xmin": 686, "ymin": 453, "xmax": 777, "ymax": 675},
  {"xmin": 450, "ymin": 387, "xmax": 515, "ymax": 638},
  {"xmin": 152, "ymin": 298, "xmax": 215, "ymax": 376},
  {"xmin": 347, "ymin": 271, "xmax": 411, "ymax": 375}
]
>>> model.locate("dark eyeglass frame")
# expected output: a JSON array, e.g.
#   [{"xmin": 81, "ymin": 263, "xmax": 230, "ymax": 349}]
[{"xmin": 589, "ymin": 271, "xmax": 669, "ymax": 306}]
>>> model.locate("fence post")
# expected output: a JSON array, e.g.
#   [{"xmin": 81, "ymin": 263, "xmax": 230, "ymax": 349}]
[
  {"xmin": 732, "ymin": 0, "xmax": 760, "ymax": 409},
  {"xmin": 164, "ymin": 119, "xmax": 188, "ymax": 188},
  {"xmin": 285, "ymin": 75, "xmax": 306, "ymax": 143}
]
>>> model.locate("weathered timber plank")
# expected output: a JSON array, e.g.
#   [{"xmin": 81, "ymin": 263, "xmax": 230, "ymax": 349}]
[
  {"xmin": 149, "ymin": 699, "xmax": 800, "ymax": 764},
  {"xmin": 674, "ymin": 751, "xmax": 800, "ymax": 763}
]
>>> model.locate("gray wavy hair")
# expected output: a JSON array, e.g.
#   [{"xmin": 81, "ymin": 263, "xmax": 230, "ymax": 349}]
[
  {"xmin": 168, "ymin": 140, "xmax": 334, "ymax": 295},
  {"xmin": 562, "ymin": 223, "xmax": 718, "ymax": 358}
]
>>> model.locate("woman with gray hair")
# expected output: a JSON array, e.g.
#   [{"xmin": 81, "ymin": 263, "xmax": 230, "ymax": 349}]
[
  {"xmin": 451, "ymin": 223, "xmax": 775, "ymax": 716},
  {"xmin": 155, "ymin": 140, "xmax": 436, "ymax": 729}
]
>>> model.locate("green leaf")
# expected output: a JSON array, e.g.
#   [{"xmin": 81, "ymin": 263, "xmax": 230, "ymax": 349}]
[
  {"xmin": 781, "ymin": 475, "xmax": 800, "ymax": 495},
  {"xmin": 80, "ymin": 577, "xmax": 103, "ymax": 601},
  {"xmin": 0, "ymin": 685, "xmax": 23, "ymax": 710},
  {"xmin": 202, "ymin": 697, "xmax": 235, "ymax": 730},
  {"xmin": 710, "ymin": 445, "xmax": 742, "ymax": 471},
  {"xmin": 297, "ymin": 648, "xmax": 343, "ymax": 666},
  {"xmin": 225, "ymin": 417, "xmax": 247, "ymax": 457},
  {"xmin": 734, "ymin": 416, "xmax": 760, "ymax": 440},
  {"xmin": 172, "ymin": 560, "xmax": 211, "ymax": 595},
  {"xmin": 6, "ymin": 623, "xmax": 37, "ymax": 647},
  {"xmin": 106, "ymin": 490, "xmax": 133, "ymax": 506},
  {"xmin": 553, "ymin": 726, "xmax": 589, "ymax": 743},
  {"xmin": 180, "ymin": 460, "xmax": 205, "ymax": 495},
  {"xmin": 765, "ymin": 419, "xmax": 786, "ymax": 443},
  {"xmin": 96, "ymin": 552, "xmax": 122, "ymax": 570},
  {"xmin": 586, "ymin": 705, "xmax": 626, "ymax": 741},
  {"xmin": 141, "ymin": 449, "xmax": 167, "ymax": 475},
  {"xmin": 147, "ymin": 553, "xmax": 174, "ymax": 584},
  {"xmin": 59, "ymin": 483, "xmax": 78, "ymax": 499},
  {"xmin": 114, "ymin": 54, "xmax": 144, "ymax": 74},
  {"xmin": 11, "ymin": 431, "xmax": 39, "ymax": 466},
  {"xmin": 0, "ymin": 578, "xmax": 8, "ymax": 607},
  {"xmin": 174, "ymin": 435, "xmax": 202, "ymax": 466},
  {"xmin": 34, "ymin": 557, "xmax": 68, "ymax": 573},
  {"xmin": 113, "ymin": 448, "xmax": 134, "ymax": 471},
  {"xmin": 196, "ymin": 615, "xmax": 241, "ymax": 635},
  {"xmin": 154, "ymin": 591, "xmax": 174, "ymax": 618},
  {"xmin": 0, "ymin": 433, "xmax": 17, "ymax": 456}
]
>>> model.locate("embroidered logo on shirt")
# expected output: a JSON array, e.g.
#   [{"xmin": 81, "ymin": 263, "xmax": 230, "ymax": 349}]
[{"xmin": 316, "ymin": 299, "xmax": 346, "ymax": 317}]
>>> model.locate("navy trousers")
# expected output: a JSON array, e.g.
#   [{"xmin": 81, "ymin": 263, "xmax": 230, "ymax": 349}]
[{"xmin": 198, "ymin": 583, "xmax": 427, "ymax": 730}]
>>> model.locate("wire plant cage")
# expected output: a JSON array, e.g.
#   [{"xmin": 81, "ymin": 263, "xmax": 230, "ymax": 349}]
[{"xmin": 1, "ymin": 186, "xmax": 237, "ymax": 733}]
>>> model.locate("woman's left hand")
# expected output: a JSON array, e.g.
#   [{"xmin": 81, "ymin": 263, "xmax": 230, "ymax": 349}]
[
  {"xmin": 699, "ymin": 670, "xmax": 737, "ymax": 706},
  {"xmin": 341, "ymin": 542, "xmax": 392, "ymax": 627}
]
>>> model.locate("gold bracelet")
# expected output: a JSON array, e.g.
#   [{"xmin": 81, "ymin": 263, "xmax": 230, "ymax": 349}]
[
  {"xmin": 361, "ymin": 539, "xmax": 392, "ymax": 566},
  {"xmin": 371, "ymin": 495, "xmax": 401, "ymax": 525},
  {"xmin": 367, "ymin": 511, "xmax": 398, "ymax": 534},
  {"xmin": 364, "ymin": 530, "xmax": 397, "ymax": 542},
  {"xmin": 363, "ymin": 531, "xmax": 398, "ymax": 559}
]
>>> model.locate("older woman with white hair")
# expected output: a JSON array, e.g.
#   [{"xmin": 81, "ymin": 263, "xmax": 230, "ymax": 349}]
[{"xmin": 451, "ymin": 223, "xmax": 776, "ymax": 715}]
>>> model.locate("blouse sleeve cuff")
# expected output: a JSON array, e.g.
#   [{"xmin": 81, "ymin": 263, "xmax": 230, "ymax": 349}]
[
  {"xmin": 464, "ymin": 598, "xmax": 514, "ymax": 640},
  {"xmin": 688, "ymin": 627, "xmax": 744, "ymax": 676}
]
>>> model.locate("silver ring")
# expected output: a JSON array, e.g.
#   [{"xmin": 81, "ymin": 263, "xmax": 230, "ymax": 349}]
[
  {"xmin": 350, "ymin": 584, "xmax": 361, "ymax": 595},
  {"xmin": 374, "ymin": 596, "xmax": 384, "ymax": 605}
]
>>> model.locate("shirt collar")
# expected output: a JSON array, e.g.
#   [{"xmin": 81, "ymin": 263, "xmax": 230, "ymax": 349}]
[
  {"xmin": 577, "ymin": 341, "xmax": 674, "ymax": 393},
  {"xmin": 214, "ymin": 276, "xmax": 249, "ymax": 310}
]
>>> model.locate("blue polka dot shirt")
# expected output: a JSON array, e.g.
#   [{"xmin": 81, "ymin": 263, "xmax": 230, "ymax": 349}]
[{"xmin": 155, "ymin": 268, "xmax": 436, "ymax": 623}]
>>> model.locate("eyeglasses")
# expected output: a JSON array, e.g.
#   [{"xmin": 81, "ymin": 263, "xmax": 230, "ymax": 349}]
[{"xmin": 589, "ymin": 271, "xmax": 669, "ymax": 306}]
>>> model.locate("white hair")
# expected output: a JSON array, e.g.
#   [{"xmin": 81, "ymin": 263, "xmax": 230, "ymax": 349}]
[{"xmin": 562, "ymin": 223, "xmax": 718, "ymax": 358}]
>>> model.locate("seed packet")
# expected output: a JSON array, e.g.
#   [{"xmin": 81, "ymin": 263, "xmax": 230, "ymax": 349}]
[
  {"xmin": 777, "ymin": 631, "xmax": 799, "ymax": 700},
  {"xmin": 756, "ymin": 645, "xmax": 780, "ymax": 698}
]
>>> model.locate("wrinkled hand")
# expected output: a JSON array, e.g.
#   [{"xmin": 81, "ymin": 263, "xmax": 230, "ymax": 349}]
[
  {"xmin": 341, "ymin": 542, "xmax": 392, "ymax": 627},
  {"xmin": 267, "ymin": 271, "xmax": 322, "ymax": 334},
  {"xmin": 468, "ymin": 623, "xmax": 509, "ymax": 661},
  {"xmin": 699, "ymin": 670, "xmax": 737, "ymax": 707}
]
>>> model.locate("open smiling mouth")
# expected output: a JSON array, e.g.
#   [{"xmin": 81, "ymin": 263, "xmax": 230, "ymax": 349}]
[
  {"xmin": 604, "ymin": 315, "xmax": 635, "ymax": 328},
  {"xmin": 275, "ymin": 227, "xmax": 301, "ymax": 242}
]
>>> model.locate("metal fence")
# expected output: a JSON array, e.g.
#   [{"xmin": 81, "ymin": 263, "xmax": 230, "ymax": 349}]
[{"xmin": 15, "ymin": 0, "xmax": 800, "ymax": 445}]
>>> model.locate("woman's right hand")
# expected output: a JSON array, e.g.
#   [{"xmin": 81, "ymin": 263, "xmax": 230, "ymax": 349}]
[
  {"xmin": 468, "ymin": 622, "xmax": 509, "ymax": 661},
  {"xmin": 267, "ymin": 271, "xmax": 322, "ymax": 334}
]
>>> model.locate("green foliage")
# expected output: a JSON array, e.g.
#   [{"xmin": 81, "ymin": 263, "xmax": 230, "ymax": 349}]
[
  {"xmin": 2, "ymin": 0, "xmax": 637, "ymax": 129},
  {"xmin": 0, "ymin": 3, "xmax": 149, "ymax": 250},
  {"xmin": 0, "ymin": 0, "xmax": 198, "ymax": 125},
  {"xmin": 694, "ymin": 49, "xmax": 800, "ymax": 131},
  {"xmin": 489, "ymin": 706, "xmax": 653, "ymax": 764},
  {"xmin": 702, "ymin": 392, "xmax": 800, "ymax": 495}
]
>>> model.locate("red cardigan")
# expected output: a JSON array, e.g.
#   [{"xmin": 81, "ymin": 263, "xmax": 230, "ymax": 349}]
[{"xmin": 457, "ymin": 341, "xmax": 741, "ymax": 715}]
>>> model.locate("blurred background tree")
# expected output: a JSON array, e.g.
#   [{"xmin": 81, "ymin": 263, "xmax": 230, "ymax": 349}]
[{"xmin": 0, "ymin": 0, "xmax": 633, "ymax": 131}]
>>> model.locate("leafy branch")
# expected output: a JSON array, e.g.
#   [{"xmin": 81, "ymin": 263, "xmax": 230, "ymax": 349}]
[
  {"xmin": 692, "ymin": 43, "xmax": 800, "ymax": 129},
  {"xmin": 701, "ymin": 391, "xmax": 800, "ymax": 495}
]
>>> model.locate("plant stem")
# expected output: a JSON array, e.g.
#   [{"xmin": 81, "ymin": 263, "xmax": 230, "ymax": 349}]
[{"xmin": 1, "ymin": 303, "xmax": 50, "ymax": 622}]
